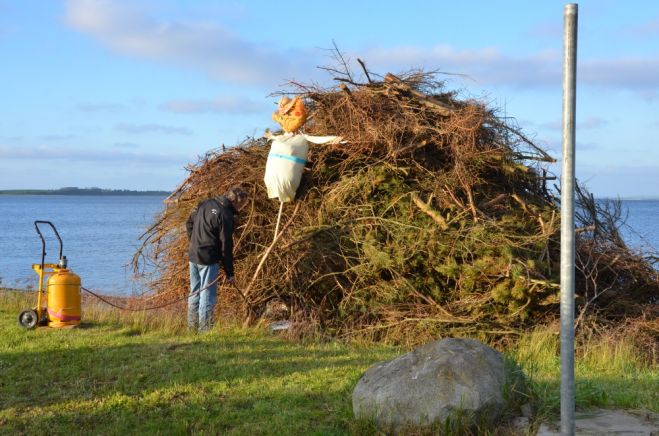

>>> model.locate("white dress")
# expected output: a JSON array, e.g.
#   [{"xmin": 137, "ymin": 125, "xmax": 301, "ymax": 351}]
[{"xmin": 264, "ymin": 132, "xmax": 341, "ymax": 202}]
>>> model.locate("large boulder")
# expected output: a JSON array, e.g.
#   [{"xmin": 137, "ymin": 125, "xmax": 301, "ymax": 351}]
[{"xmin": 352, "ymin": 338, "xmax": 507, "ymax": 432}]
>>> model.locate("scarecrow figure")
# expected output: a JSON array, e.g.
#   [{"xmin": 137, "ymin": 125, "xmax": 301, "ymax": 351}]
[{"xmin": 264, "ymin": 96, "xmax": 341, "ymax": 237}]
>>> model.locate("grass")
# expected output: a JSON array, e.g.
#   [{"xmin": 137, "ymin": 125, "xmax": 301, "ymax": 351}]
[
  {"xmin": 1, "ymin": 290, "xmax": 396, "ymax": 435},
  {"xmin": 1, "ymin": 289, "xmax": 657, "ymax": 435},
  {"xmin": 513, "ymin": 327, "xmax": 658, "ymax": 418}
]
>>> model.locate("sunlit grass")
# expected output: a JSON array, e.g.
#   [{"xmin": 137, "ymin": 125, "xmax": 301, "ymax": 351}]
[
  {"xmin": 512, "ymin": 326, "xmax": 658, "ymax": 419},
  {"xmin": 1, "ymin": 289, "xmax": 656, "ymax": 435},
  {"xmin": 1, "ymin": 289, "xmax": 398, "ymax": 435}
]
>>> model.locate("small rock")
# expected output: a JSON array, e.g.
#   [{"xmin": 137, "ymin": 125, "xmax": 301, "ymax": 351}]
[
  {"xmin": 269, "ymin": 320, "xmax": 290, "ymax": 333},
  {"xmin": 511, "ymin": 416, "xmax": 530, "ymax": 432}
]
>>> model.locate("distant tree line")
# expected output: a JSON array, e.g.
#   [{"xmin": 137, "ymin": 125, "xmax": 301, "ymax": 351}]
[{"xmin": 0, "ymin": 187, "xmax": 170, "ymax": 196}]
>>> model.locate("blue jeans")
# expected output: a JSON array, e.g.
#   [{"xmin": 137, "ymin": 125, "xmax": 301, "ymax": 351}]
[{"xmin": 188, "ymin": 262, "xmax": 219, "ymax": 331}]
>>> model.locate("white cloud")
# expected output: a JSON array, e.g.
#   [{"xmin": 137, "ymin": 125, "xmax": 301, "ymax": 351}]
[
  {"xmin": 0, "ymin": 144, "xmax": 190, "ymax": 165},
  {"xmin": 357, "ymin": 45, "xmax": 659, "ymax": 92},
  {"xmin": 578, "ymin": 117, "xmax": 609, "ymax": 130},
  {"xmin": 63, "ymin": 0, "xmax": 312, "ymax": 86},
  {"xmin": 580, "ymin": 57, "xmax": 659, "ymax": 91},
  {"xmin": 77, "ymin": 102, "xmax": 126, "ymax": 113},
  {"xmin": 539, "ymin": 117, "xmax": 609, "ymax": 131},
  {"xmin": 358, "ymin": 45, "xmax": 561, "ymax": 88},
  {"xmin": 40, "ymin": 134, "xmax": 76, "ymax": 141},
  {"xmin": 113, "ymin": 141, "xmax": 140, "ymax": 149},
  {"xmin": 115, "ymin": 123, "xmax": 192, "ymax": 135},
  {"xmin": 621, "ymin": 17, "xmax": 659, "ymax": 37},
  {"xmin": 159, "ymin": 95, "xmax": 269, "ymax": 114},
  {"xmin": 63, "ymin": 1, "xmax": 659, "ymax": 93},
  {"xmin": 2, "ymin": 136, "xmax": 24, "ymax": 142}
]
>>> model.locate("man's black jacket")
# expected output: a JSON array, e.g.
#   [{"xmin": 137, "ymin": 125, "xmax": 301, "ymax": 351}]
[{"xmin": 186, "ymin": 196, "xmax": 236, "ymax": 276}]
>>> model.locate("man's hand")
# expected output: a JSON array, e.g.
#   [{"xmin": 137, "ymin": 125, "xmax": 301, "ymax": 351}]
[{"xmin": 227, "ymin": 276, "xmax": 236, "ymax": 285}]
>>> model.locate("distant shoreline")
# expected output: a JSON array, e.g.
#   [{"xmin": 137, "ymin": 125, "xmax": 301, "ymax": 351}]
[
  {"xmin": 1, "ymin": 189, "xmax": 655, "ymax": 200},
  {"xmin": 0, "ymin": 188, "xmax": 170, "ymax": 196},
  {"xmin": 601, "ymin": 197, "xmax": 659, "ymax": 201}
]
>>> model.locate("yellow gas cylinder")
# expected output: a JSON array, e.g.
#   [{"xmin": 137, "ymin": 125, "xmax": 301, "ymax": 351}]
[{"xmin": 47, "ymin": 268, "xmax": 81, "ymax": 328}]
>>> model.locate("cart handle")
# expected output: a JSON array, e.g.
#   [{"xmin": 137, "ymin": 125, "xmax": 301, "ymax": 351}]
[{"xmin": 34, "ymin": 221, "xmax": 63, "ymax": 271}]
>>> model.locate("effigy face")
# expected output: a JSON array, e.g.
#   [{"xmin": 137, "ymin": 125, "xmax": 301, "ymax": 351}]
[{"xmin": 272, "ymin": 96, "xmax": 307, "ymax": 133}]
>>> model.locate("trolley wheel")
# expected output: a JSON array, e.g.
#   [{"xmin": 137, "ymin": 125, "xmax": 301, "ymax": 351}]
[{"xmin": 18, "ymin": 309, "xmax": 39, "ymax": 329}]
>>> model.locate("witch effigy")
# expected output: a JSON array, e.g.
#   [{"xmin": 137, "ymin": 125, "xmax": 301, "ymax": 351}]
[{"xmin": 263, "ymin": 96, "xmax": 341, "ymax": 237}]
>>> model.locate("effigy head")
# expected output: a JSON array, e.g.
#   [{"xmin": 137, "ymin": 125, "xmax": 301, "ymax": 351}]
[{"xmin": 272, "ymin": 96, "xmax": 307, "ymax": 133}]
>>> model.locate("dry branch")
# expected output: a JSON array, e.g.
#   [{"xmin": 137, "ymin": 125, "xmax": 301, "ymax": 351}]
[
  {"xmin": 411, "ymin": 193, "xmax": 449, "ymax": 230},
  {"xmin": 132, "ymin": 65, "xmax": 658, "ymax": 345}
]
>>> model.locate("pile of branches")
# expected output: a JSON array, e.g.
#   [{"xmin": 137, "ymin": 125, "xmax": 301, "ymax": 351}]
[{"xmin": 135, "ymin": 66, "xmax": 658, "ymax": 345}]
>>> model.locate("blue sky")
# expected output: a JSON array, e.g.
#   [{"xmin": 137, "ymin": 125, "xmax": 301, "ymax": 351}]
[{"xmin": 1, "ymin": 0, "xmax": 658, "ymax": 197}]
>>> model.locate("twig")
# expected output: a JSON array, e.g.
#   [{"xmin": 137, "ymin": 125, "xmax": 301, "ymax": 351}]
[
  {"xmin": 384, "ymin": 73, "xmax": 455, "ymax": 116},
  {"xmin": 411, "ymin": 193, "xmax": 449, "ymax": 230},
  {"xmin": 357, "ymin": 58, "xmax": 372, "ymax": 83}
]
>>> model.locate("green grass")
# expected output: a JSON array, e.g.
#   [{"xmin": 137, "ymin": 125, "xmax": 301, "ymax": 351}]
[
  {"xmin": 512, "ymin": 327, "xmax": 658, "ymax": 419},
  {"xmin": 1, "ymin": 291, "xmax": 397, "ymax": 435},
  {"xmin": 1, "ymin": 289, "xmax": 656, "ymax": 435}
]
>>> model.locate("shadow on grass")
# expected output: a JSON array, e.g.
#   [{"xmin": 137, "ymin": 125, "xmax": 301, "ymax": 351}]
[
  {"xmin": 0, "ymin": 329, "xmax": 391, "ymax": 427},
  {"xmin": 2, "ymin": 386, "xmax": 362, "ymax": 435},
  {"xmin": 0, "ymin": 328, "xmax": 391, "ymax": 434}
]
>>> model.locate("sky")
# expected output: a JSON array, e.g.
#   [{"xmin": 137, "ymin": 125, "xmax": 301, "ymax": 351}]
[{"xmin": 1, "ymin": 0, "xmax": 658, "ymax": 198}]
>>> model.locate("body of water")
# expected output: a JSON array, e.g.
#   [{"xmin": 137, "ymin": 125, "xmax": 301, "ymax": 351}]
[
  {"xmin": 0, "ymin": 196, "xmax": 657, "ymax": 295},
  {"xmin": 618, "ymin": 200, "xmax": 659, "ymax": 255},
  {"xmin": 0, "ymin": 195, "xmax": 165, "ymax": 295}
]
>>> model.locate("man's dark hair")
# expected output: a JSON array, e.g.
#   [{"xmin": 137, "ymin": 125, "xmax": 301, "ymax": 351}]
[{"xmin": 225, "ymin": 185, "xmax": 248, "ymax": 204}]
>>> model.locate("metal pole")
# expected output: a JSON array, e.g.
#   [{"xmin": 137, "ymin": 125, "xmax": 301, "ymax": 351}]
[{"xmin": 561, "ymin": 3, "xmax": 578, "ymax": 435}]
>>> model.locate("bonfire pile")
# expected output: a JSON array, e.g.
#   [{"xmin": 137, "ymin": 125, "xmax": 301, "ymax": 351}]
[{"xmin": 135, "ymin": 66, "xmax": 658, "ymax": 345}]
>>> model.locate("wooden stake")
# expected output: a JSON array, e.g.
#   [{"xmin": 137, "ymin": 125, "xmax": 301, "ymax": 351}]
[
  {"xmin": 242, "ymin": 202, "xmax": 300, "ymax": 326},
  {"xmin": 274, "ymin": 201, "xmax": 284, "ymax": 241}
]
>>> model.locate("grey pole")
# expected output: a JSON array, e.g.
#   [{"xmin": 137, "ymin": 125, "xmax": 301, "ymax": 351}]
[{"xmin": 561, "ymin": 3, "xmax": 578, "ymax": 435}]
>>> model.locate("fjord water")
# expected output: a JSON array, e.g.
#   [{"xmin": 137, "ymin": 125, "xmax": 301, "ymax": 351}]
[
  {"xmin": 621, "ymin": 200, "xmax": 659, "ymax": 255},
  {"xmin": 0, "ymin": 195, "xmax": 657, "ymax": 295},
  {"xmin": 0, "ymin": 195, "xmax": 165, "ymax": 295}
]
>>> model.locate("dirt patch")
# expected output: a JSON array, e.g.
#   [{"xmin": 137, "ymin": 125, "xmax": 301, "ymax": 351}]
[{"xmin": 537, "ymin": 409, "xmax": 658, "ymax": 435}]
